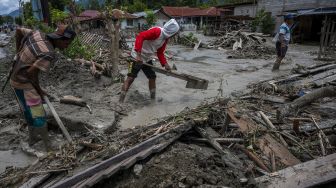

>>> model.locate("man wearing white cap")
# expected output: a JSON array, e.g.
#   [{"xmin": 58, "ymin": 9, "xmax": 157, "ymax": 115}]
[{"xmin": 120, "ymin": 19, "xmax": 180, "ymax": 102}]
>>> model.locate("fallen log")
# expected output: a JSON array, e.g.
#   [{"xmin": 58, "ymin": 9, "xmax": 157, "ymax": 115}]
[
  {"xmin": 277, "ymin": 86, "xmax": 336, "ymax": 121},
  {"xmin": 60, "ymin": 96, "xmax": 87, "ymax": 107}
]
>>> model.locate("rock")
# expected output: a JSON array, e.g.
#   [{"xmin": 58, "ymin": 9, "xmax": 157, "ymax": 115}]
[
  {"xmin": 133, "ymin": 164, "xmax": 143, "ymax": 176},
  {"xmin": 178, "ymin": 182, "xmax": 186, "ymax": 188},
  {"xmin": 185, "ymin": 175, "xmax": 196, "ymax": 186},
  {"xmin": 154, "ymin": 158, "xmax": 160, "ymax": 164}
]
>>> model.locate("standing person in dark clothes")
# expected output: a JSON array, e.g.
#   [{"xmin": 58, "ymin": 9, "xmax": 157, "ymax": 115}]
[{"xmin": 272, "ymin": 14, "xmax": 294, "ymax": 71}]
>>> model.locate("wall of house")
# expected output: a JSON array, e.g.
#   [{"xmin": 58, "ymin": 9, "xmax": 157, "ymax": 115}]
[
  {"xmin": 234, "ymin": 4, "xmax": 257, "ymax": 17},
  {"xmin": 155, "ymin": 11, "xmax": 170, "ymax": 27},
  {"xmin": 257, "ymin": 0, "xmax": 336, "ymax": 33}
]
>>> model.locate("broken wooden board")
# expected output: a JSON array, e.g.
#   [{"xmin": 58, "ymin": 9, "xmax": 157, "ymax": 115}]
[
  {"xmin": 275, "ymin": 64, "xmax": 336, "ymax": 85},
  {"xmin": 314, "ymin": 74, "xmax": 336, "ymax": 87},
  {"xmin": 257, "ymin": 134, "xmax": 300, "ymax": 166},
  {"xmin": 49, "ymin": 122, "xmax": 196, "ymax": 188},
  {"xmin": 255, "ymin": 152, "xmax": 336, "ymax": 188},
  {"xmin": 227, "ymin": 106, "xmax": 260, "ymax": 133},
  {"xmin": 240, "ymin": 95, "xmax": 288, "ymax": 104},
  {"xmin": 227, "ymin": 105, "xmax": 300, "ymax": 167}
]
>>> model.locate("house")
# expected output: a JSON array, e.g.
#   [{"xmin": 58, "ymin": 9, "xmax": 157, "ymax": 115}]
[
  {"xmin": 131, "ymin": 10, "xmax": 171, "ymax": 30},
  {"xmin": 218, "ymin": 0, "xmax": 336, "ymax": 42},
  {"xmin": 69, "ymin": 10, "xmax": 136, "ymax": 30},
  {"xmin": 160, "ymin": 6, "xmax": 229, "ymax": 30}
]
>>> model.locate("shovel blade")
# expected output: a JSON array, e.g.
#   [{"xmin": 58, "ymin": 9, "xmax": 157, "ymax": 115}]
[{"xmin": 186, "ymin": 80, "xmax": 208, "ymax": 89}]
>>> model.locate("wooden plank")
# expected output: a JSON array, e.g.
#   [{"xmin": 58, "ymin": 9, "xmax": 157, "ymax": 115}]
[
  {"xmin": 314, "ymin": 74, "xmax": 336, "ymax": 87},
  {"xmin": 294, "ymin": 69, "xmax": 336, "ymax": 86},
  {"xmin": 255, "ymin": 153, "xmax": 336, "ymax": 188},
  {"xmin": 227, "ymin": 106, "xmax": 259, "ymax": 133},
  {"xmin": 228, "ymin": 106, "xmax": 300, "ymax": 167},
  {"xmin": 257, "ymin": 134, "xmax": 300, "ymax": 166},
  {"xmin": 275, "ymin": 64, "xmax": 336, "ymax": 85},
  {"xmin": 50, "ymin": 122, "xmax": 195, "ymax": 188}
]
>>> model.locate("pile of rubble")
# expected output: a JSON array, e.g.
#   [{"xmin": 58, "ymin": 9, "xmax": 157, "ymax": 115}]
[{"xmin": 207, "ymin": 31, "xmax": 275, "ymax": 59}]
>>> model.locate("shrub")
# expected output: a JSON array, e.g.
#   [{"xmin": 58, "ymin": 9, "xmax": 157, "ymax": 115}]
[
  {"xmin": 64, "ymin": 37, "xmax": 95, "ymax": 60},
  {"xmin": 251, "ymin": 9, "xmax": 275, "ymax": 34}
]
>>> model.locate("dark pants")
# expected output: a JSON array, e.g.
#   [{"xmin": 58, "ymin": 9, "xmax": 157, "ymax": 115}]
[
  {"xmin": 127, "ymin": 60, "xmax": 156, "ymax": 79},
  {"xmin": 276, "ymin": 42, "xmax": 288, "ymax": 58}
]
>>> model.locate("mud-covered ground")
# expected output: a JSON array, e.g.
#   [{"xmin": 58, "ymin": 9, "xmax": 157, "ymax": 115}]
[
  {"xmin": 0, "ymin": 31, "xmax": 327, "ymax": 185},
  {"xmin": 97, "ymin": 142, "xmax": 251, "ymax": 188}
]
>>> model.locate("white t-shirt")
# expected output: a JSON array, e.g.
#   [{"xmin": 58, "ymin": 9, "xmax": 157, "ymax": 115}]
[{"xmin": 278, "ymin": 23, "xmax": 291, "ymax": 44}]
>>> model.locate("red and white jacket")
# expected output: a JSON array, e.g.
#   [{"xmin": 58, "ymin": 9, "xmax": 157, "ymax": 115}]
[{"xmin": 131, "ymin": 27, "xmax": 168, "ymax": 66}]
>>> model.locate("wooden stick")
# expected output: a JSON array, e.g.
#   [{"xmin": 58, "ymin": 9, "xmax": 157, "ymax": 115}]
[
  {"xmin": 318, "ymin": 132, "xmax": 326, "ymax": 156},
  {"xmin": 43, "ymin": 96, "xmax": 72, "ymax": 142},
  {"xmin": 235, "ymin": 144, "xmax": 270, "ymax": 173},
  {"xmin": 270, "ymin": 151, "xmax": 276, "ymax": 172},
  {"xmin": 312, "ymin": 117, "xmax": 331, "ymax": 148},
  {"xmin": 259, "ymin": 111, "xmax": 288, "ymax": 147}
]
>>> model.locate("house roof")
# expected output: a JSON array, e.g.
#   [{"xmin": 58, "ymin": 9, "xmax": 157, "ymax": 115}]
[
  {"xmin": 109, "ymin": 9, "xmax": 137, "ymax": 19},
  {"xmin": 132, "ymin": 9, "xmax": 171, "ymax": 19},
  {"xmin": 161, "ymin": 6, "xmax": 230, "ymax": 17},
  {"xmin": 79, "ymin": 10, "xmax": 101, "ymax": 18},
  {"xmin": 132, "ymin": 10, "xmax": 160, "ymax": 18},
  {"xmin": 218, "ymin": 0, "xmax": 256, "ymax": 6}
]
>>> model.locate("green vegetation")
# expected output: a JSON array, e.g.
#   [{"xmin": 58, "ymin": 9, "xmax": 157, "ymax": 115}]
[
  {"xmin": 50, "ymin": 8, "xmax": 69, "ymax": 25},
  {"xmin": 64, "ymin": 37, "xmax": 95, "ymax": 60},
  {"xmin": 0, "ymin": 16, "xmax": 14, "ymax": 25},
  {"xmin": 145, "ymin": 10, "xmax": 157, "ymax": 27},
  {"xmin": 251, "ymin": 9, "xmax": 275, "ymax": 34}
]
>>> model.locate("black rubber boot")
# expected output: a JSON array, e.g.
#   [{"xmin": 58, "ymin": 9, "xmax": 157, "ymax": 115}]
[
  {"xmin": 150, "ymin": 89, "xmax": 156, "ymax": 100},
  {"xmin": 35, "ymin": 126, "xmax": 51, "ymax": 152},
  {"xmin": 28, "ymin": 126, "xmax": 39, "ymax": 146},
  {"xmin": 119, "ymin": 91, "xmax": 126, "ymax": 103}
]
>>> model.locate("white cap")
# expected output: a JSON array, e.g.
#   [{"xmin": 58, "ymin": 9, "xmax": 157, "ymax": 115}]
[{"xmin": 162, "ymin": 19, "xmax": 180, "ymax": 38}]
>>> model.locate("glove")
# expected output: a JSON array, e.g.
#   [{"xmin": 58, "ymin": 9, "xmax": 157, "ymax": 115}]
[{"xmin": 164, "ymin": 63, "xmax": 171, "ymax": 71}]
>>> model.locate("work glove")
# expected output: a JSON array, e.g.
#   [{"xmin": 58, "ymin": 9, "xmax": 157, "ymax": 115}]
[{"xmin": 164, "ymin": 63, "xmax": 171, "ymax": 71}]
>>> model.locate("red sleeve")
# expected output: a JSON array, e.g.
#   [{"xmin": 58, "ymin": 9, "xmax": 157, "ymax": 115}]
[
  {"xmin": 134, "ymin": 27, "xmax": 161, "ymax": 53},
  {"xmin": 157, "ymin": 40, "xmax": 168, "ymax": 66}
]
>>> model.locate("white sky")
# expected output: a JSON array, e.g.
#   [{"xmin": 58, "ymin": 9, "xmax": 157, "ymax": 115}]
[{"xmin": 0, "ymin": 0, "xmax": 29, "ymax": 15}]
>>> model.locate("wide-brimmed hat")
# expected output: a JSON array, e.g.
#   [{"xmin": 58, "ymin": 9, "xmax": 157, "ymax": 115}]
[{"xmin": 47, "ymin": 25, "xmax": 76, "ymax": 40}]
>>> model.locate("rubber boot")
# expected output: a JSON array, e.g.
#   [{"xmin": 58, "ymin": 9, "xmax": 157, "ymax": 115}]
[
  {"xmin": 36, "ymin": 126, "xmax": 51, "ymax": 152},
  {"xmin": 120, "ymin": 77, "xmax": 135, "ymax": 103},
  {"xmin": 148, "ymin": 79, "xmax": 156, "ymax": 100},
  {"xmin": 272, "ymin": 58, "xmax": 282, "ymax": 72},
  {"xmin": 150, "ymin": 89, "xmax": 156, "ymax": 100},
  {"xmin": 28, "ymin": 126, "xmax": 39, "ymax": 146},
  {"xmin": 119, "ymin": 91, "xmax": 126, "ymax": 103}
]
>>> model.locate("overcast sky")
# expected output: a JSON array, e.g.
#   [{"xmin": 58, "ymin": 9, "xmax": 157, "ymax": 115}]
[{"xmin": 0, "ymin": 0, "xmax": 29, "ymax": 15}]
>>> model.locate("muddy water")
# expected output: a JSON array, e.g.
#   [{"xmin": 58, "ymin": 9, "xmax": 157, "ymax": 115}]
[{"xmin": 120, "ymin": 44, "xmax": 320, "ymax": 129}]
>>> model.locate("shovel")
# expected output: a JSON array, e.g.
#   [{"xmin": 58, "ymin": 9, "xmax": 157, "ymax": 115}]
[{"xmin": 143, "ymin": 62, "xmax": 208, "ymax": 90}]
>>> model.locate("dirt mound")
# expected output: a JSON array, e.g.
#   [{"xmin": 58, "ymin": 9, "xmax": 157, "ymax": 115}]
[{"xmin": 97, "ymin": 142, "xmax": 249, "ymax": 188}]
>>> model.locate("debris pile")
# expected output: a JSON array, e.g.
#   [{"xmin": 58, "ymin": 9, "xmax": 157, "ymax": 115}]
[
  {"xmin": 207, "ymin": 31, "xmax": 275, "ymax": 59},
  {"xmin": 215, "ymin": 19, "xmax": 250, "ymax": 35},
  {"xmin": 177, "ymin": 33, "xmax": 199, "ymax": 47},
  {"xmin": 2, "ymin": 59, "xmax": 336, "ymax": 187}
]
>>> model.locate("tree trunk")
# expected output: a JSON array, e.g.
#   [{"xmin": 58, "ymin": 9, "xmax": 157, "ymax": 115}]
[
  {"xmin": 277, "ymin": 86, "xmax": 336, "ymax": 120},
  {"xmin": 105, "ymin": 16, "xmax": 120, "ymax": 79}
]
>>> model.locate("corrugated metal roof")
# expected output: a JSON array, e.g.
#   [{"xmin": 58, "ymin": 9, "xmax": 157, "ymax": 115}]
[
  {"xmin": 79, "ymin": 10, "xmax": 101, "ymax": 18},
  {"xmin": 132, "ymin": 10, "xmax": 160, "ymax": 18},
  {"xmin": 162, "ymin": 6, "xmax": 230, "ymax": 17}
]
